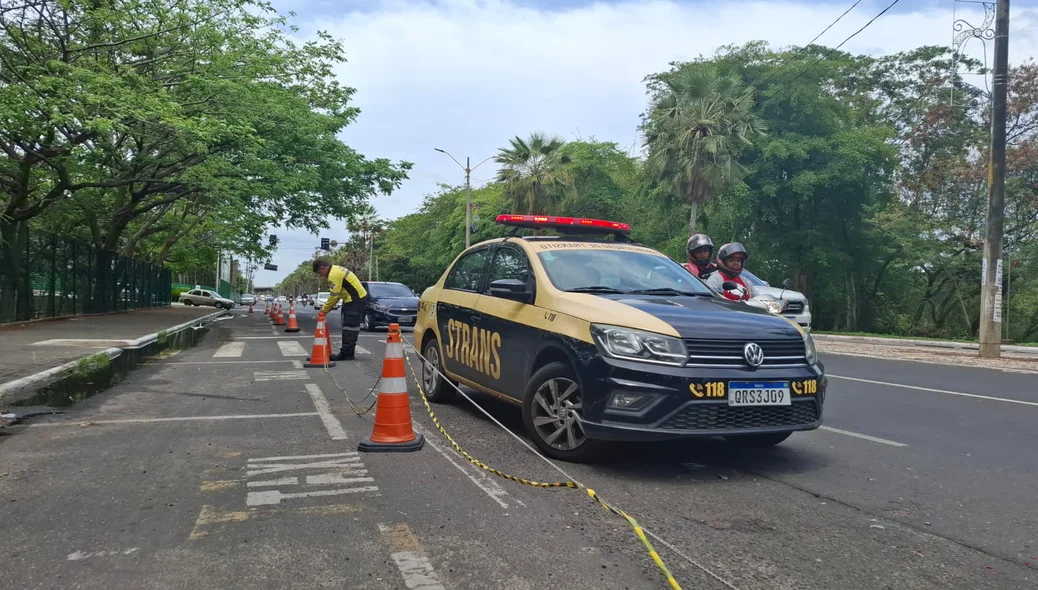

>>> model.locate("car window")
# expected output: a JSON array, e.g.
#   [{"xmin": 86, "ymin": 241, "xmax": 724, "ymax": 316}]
[
  {"xmin": 368, "ymin": 283, "xmax": 416, "ymax": 298},
  {"xmin": 740, "ymin": 269, "xmax": 768, "ymax": 287},
  {"xmin": 485, "ymin": 247, "xmax": 530, "ymax": 290},
  {"xmin": 444, "ymin": 249, "xmax": 490, "ymax": 292},
  {"xmin": 536, "ymin": 248, "xmax": 714, "ymax": 294}
]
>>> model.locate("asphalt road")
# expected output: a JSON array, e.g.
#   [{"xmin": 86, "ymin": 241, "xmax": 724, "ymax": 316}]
[{"xmin": 2, "ymin": 305, "xmax": 1035, "ymax": 589}]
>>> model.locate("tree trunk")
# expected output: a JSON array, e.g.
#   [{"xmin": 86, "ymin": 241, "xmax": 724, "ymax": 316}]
[{"xmin": 688, "ymin": 201, "xmax": 698, "ymax": 235}]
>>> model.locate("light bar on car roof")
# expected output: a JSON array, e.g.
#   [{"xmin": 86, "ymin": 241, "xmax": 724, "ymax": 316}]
[{"xmin": 495, "ymin": 214, "xmax": 631, "ymax": 233}]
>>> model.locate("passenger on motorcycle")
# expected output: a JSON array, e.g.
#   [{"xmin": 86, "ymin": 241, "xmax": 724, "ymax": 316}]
[{"xmin": 706, "ymin": 242, "xmax": 752, "ymax": 301}]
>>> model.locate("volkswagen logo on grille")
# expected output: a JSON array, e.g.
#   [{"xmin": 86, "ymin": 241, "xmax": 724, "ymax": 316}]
[{"xmin": 743, "ymin": 342, "xmax": 765, "ymax": 367}]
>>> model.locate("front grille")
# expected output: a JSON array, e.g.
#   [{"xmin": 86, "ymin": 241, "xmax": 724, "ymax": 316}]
[
  {"xmin": 659, "ymin": 400, "xmax": 819, "ymax": 431},
  {"xmin": 683, "ymin": 338, "xmax": 807, "ymax": 367},
  {"xmin": 783, "ymin": 300, "xmax": 805, "ymax": 314}
]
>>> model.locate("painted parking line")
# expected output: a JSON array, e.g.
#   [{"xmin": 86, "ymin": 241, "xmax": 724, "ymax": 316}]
[
  {"xmin": 213, "ymin": 342, "xmax": 245, "ymax": 358},
  {"xmin": 305, "ymin": 383, "xmax": 348, "ymax": 440},
  {"xmin": 818, "ymin": 425, "xmax": 907, "ymax": 447},
  {"xmin": 277, "ymin": 341, "xmax": 309, "ymax": 357},
  {"xmin": 68, "ymin": 548, "xmax": 139, "ymax": 561},
  {"xmin": 828, "ymin": 374, "xmax": 1038, "ymax": 407},
  {"xmin": 29, "ymin": 412, "xmax": 319, "ymax": 427},
  {"xmin": 413, "ymin": 423, "xmax": 515, "ymax": 510},
  {"xmin": 379, "ymin": 523, "xmax": 446, "ymax": 590},
  {"xmin": 253, "ymin": 370, "xmax": 309, "ymax": 382}
]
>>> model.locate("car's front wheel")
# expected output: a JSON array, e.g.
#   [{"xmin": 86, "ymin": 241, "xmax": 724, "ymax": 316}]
[
  {"xmin": 421, "ymin": 339, "xmax": 456, "ymax": 403},
  {"xmin": 523, "ymin": 362, "xmax": 602, "ymax": 463},
  {"xmin": 723, "ymin": 432, "xmax": 792, "ymax": 448},
  {"xmin": 361, "ymin": 312, "xmax": 375, "ymax": 332}
]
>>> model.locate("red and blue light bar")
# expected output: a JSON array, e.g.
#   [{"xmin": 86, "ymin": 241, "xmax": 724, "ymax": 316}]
[{"xmin": 495, "ymin": 214, "xmax": 631, "ymax": 233}]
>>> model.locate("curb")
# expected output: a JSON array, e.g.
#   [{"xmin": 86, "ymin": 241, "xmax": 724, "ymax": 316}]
[
  {"xmin": 813, "ymin": 334, "xmax": 1038, "ymax": 358},
  {"xmin": 0, "ymin": 309, "xmax": 228, "ymax": 401}
]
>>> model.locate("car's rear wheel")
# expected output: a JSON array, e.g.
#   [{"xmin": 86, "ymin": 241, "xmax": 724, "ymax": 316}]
[
  {"xmin": 421, "ymin": 339, "xmax": 456, "ymax": 403},
  {"xmin": 523, "ymin": 362, "xmax": 602, "ymax": 463},
  {"xmin": 724, "ymin": 432, "xmax": 792, "ymax": 448}
]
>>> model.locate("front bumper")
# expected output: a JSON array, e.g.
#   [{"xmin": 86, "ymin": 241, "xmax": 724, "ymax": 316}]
[
  {"xmin": 575, "ymin": 356, "xmax": 826, "ymax": 442},
  {"xmin": 371, "ymin": 308, "xmax": 418, "ymax": 327}
]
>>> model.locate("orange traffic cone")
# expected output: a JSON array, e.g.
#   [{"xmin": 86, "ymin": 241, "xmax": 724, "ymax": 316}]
[
  {"xmin": 275, "ymin": 303, "xmax": 286, "ymax": 326},
  {"xmin": 264, "ymin": 301, "xmax": 271, "ymax": 315},
  {"xmin": 303, "ymin": 312, "xmax": 336, "ymax": 368},
  {"xmin": 284, "ymin": 303, "xmax": 301, "ymax": 333},
  {"xmin": 248, "ymin": 302, "xmax": 254, "ymax": 314},
  {"xmin": 307, "ymin": 311, "xmax": 334, "ymax": 362},
  {"xmin": 358, "ymin": 323, "xmax": 424, "ymax": 453}
]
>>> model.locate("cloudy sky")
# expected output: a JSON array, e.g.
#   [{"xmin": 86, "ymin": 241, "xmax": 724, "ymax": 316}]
[{"xmin": 253, "ymin": 0, "xmax": 1038, "ymax": 286}]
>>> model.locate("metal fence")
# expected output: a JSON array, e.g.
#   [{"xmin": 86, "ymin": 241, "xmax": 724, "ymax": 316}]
[{"xmin": 0, "ymin": 221, "xmax": 172, "ymax": 324}]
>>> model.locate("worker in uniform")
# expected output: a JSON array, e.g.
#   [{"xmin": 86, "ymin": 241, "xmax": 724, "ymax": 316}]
[{"xmin": 312, "ymin": 258, "xmax": 368, "ymax": 361}]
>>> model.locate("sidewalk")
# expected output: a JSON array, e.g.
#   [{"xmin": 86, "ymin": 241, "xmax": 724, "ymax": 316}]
[
  {"xmin": 812, "ymin": 333, "xmax": 1038, "ymax": 358},
  {"xmin": 0, "ymin": 305, "xmax": 225, "ymax": 392}
]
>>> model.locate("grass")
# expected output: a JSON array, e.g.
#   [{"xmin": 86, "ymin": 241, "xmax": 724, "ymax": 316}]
[{"xmin": 814, "ymin": 330, "xmax": 1038, "ymax": 346}]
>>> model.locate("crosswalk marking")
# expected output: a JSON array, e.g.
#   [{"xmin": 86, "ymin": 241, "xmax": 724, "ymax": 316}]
[
  {"xmin": 245, "ymin": 452, "xmax": 379, "ymax": 508},
  {"xmin": 277, "ymin": 341, "xmax": 309, "ymax": 357},
  {"xmin": 213, "ymin": 342, "xmax": 245, "ymax": 358}
]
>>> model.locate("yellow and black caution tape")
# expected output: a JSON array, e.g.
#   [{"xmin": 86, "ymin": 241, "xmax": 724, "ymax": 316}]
[
  {"xmin": 322, "ymin": 363, "xmax": 378, "ymax": 416},
  {"xmin": 401, "ymin": 350, "xmax": 682, "ymax": 590}
]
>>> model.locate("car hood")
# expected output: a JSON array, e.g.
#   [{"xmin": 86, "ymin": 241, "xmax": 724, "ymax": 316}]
[
  {"xmin": 373, "ymin": 296, "xmax": 419, "ymax": 308},
  {"xmin": 750, "ymin": 285, "xmax": 807, "ymax": 302},
  {"xmin": 555, "ymin": 293, "xmax": 805, "ymax": 340}
]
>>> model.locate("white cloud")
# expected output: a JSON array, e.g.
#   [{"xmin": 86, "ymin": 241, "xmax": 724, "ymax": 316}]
[{"xmin": 256, "ymin": 0, "xmax": 1038, "ymax": 285}]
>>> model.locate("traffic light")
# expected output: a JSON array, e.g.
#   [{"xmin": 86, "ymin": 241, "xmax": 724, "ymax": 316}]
[{"xmin": 320, "ymin": 237, "xmax": 330, "ymax": 250}]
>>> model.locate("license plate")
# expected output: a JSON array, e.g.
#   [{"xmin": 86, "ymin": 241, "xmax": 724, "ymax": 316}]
[
  {"xmin": 397, "ymin": 315, "xmax": 416, "ymax": 325},
  {"xmin": 728, "ymin": 381, "xmax": 790, "ymax": 406}
]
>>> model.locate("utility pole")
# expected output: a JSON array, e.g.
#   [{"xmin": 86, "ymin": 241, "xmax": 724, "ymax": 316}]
[
  {"xmin": 434, "ymin": 148, "xmax": 494, "ymax": 249},
  {"xmin": 978, "ymin": 0, "xmax": 1010, "ymax": 359}
]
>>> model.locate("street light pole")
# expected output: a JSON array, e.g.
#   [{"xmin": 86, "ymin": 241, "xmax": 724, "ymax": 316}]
[
  {"xmin": 434, "ymin": 148, "xmax": 494, "ymax": 249},
  {"xmin": 978, "ymin": 0, "xmax": 1010, "ymax": 359}
]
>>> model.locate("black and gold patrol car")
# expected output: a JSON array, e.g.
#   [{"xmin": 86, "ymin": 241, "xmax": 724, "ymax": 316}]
[{"xmin": 414, "ymin": 214, "xmax": 826, "ymax": 462}]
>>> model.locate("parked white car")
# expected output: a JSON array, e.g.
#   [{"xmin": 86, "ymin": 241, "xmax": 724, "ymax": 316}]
[
  {"xmin": 741, "ymin": 270, "xmax": 811, "ymax": 332},
  {"xmin": 312, "ymin": 291, "xmax": 340, "ymax": 310}
]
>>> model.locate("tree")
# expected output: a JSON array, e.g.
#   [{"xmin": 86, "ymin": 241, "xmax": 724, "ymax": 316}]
[
  {"xmin": 641, "ymin": 63, "xmax": 766, "ymax": 235},
  {"xmin": 494, "ymin": 133, "xmax": 572, "ymax": 215}
]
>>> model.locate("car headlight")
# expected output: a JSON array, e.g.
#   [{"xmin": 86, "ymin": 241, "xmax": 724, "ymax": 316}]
[
  {"xmin": 753, "ymin": 295, "xmax": 783, "ymax": 315},
  {"xmin": 372, "ymin": 303, "xmax": 388, "ymax": 312},
  {"xmin": 590, "ymin": 324, "xmax": 687, "ymax": 366},
  {"xmin": 804, "ymin": 332, "xmax": 817, "ymax": 365}
]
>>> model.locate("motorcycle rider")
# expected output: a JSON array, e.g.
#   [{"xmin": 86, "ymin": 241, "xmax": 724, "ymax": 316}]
[
  {"xmin": 683, "ymin": 233, "xmax": 718, "ymax": 279},
  {"xmin": 706, "ymin": 242, "xmax": 752, "ymax": 301}
]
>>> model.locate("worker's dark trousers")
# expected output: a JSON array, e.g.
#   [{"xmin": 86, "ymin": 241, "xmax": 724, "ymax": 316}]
[{"xmin": 335, "ymin": 296, "xmax": 366, "ymax": 360}]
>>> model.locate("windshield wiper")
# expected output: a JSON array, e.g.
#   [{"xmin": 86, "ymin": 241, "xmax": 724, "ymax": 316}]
[
  {"xmin": 628, "ymin": 288, "xmax": 705, "ymax": 296},
  {"xmin": 565, "ymin": 286, "xmax": 626, "ymax": 294}
]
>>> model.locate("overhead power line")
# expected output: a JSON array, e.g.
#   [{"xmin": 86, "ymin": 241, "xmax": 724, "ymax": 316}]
[
  {"xmin": 783, "ymin": 0, "xmax": 903, "ymax": 86},
  {"xmin": 757, "ymin": 0, "xmax": 866, "ymax": 86}
]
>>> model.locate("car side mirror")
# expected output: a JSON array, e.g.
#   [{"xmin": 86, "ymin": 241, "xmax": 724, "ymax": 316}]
[
  {"xmin": 722, "ymin": 281, "xmax": 738, "ymax": 291},
  {"xmin": 782, "ymin": 279, "xmax": 793, "ymax": 289},
  {"xmin": 489, "ymin": 279, "xmax": 533, "ymax": 303}
]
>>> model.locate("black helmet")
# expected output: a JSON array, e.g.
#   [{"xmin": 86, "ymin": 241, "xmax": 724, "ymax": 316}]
[
  {"xmin": 686, "ymin": 233, "xmax": 714, "ymax": 255},
  {"xmin": 717, "ymin": 242, "xmax": 749, "ymax": 275}
]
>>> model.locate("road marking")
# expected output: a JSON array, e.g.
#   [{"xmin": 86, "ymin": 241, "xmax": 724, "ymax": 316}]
[
  {"xmin": 355, "ymin": 345, "xmax": 371, "ymax": 355},
  {"xmin": 68, "ymin": 548, "xmax": 139, "ymax": 560},
  {"xmin": 200, "ymin": 481, "xmax": 238, "ymax": 491},
  {"xmin": 253, "ymin": 370, "xmax": 309, "ymax": 381},
  {"xmin": 213, "ymin": 342, "xmax": 245, "ymax": 358},
  {"xmin": 232, "ymin": 336, "xmax": 311, "ymax": 340},
  {"xmin": 249, "ymin": 452, "xmax": 358, "ymax": 462},
  {"xmin": 165, "ymin": 360, "xmax": 299, "ymax": 365},
  {"xmin": 828, "ymin": 374, "xmax": 1038, "ymax": 407},
  {"xmin": 189, "ymin": 504, "xmax": 361, "ymax": 539},
  {"xmin": 277, "ymin": 341, "xmax": 309, "ymax": 357},
  {"xmin": 414, "ymin": 423, "xmax": 515, "ymax": 510},
  {"xmin": 379, "ymin": 523, "xmax": 446, "ymax": 590},
  {"xmin": 819, "ymin": 426, "xmax": 908, "ymax": 447},
  {"xmin": 189, "ymin": 506, "xmax": 249, "ymax": 539},
  {"xmin": 29, "ymin": 412, "xmax": 319, "ymax": 427},
  {"xmin": 247, "ymin": 486, "xmax": 380, "ymax": 506},
  {"xmin": 305, "ymin": 473, "xmax": 374, "ymax": 485},
  {"xmin": 248, "ymin": 477, "xmax": 299, "ymax": 487},
  {"xmin": 247, "ymin": 456, "xmax": 360, "ymax": 477},
  {"xmin": 305, "ymin": 383, "xmax": 348, "ymax": 440}
]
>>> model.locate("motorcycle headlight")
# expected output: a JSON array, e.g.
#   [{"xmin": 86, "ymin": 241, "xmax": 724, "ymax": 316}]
[
  {"xmin": 804, "ymin": 332, "xmax": 817, "ymax": 365},
  {"xmin": 590, "ymin": 324, "xmax": 687, "ymax": 366}
]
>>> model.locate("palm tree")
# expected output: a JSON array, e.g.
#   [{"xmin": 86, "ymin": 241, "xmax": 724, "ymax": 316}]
[
  {"xmin": 494, "ymin": 133, "xmax": 573, "ymax": 215},
  {"xmin": 642, "ymin": 65, "xmax": 766, "ymax": 235}
]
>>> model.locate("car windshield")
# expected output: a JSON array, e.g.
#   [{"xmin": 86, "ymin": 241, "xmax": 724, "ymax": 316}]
[
  {"xmin": 536, "ymin": 247, "xmax": 714, "ymax": 295},
  {"xmin": 368, "ymin": 283, "xmax": 415, "ymax": 298},
  {"xmin": 317, "ymin": 292, "xmax": 330, "ymax": 299},
  {"xmin": 740, "ymin": 269, "xmax": 768, "ymax": 287}
]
